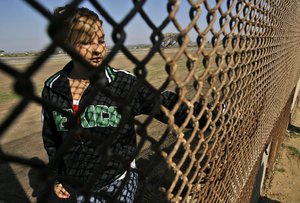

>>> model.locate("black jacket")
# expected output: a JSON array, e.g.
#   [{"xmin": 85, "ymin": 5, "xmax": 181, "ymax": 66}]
[{"xmin": 41, "ymin": 61, "xmax": 206, "ymax": 190}]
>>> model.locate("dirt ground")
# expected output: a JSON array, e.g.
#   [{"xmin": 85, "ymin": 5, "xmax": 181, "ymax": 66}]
[
  {"xmin": 259, "ymin": 132, "xmax": 300, "ymax": 203},
  {"xmin": 0, "ymin": 53, "xmax": 299, "ymax": 202}
]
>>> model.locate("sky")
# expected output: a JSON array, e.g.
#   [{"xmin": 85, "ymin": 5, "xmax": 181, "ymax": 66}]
[{"xmin": 0, "ymin": 0, "xmax": 220, "ymax": 52}]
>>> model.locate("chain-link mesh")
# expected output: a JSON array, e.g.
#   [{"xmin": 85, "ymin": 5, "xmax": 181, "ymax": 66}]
[{"xmin": 1, "ymin": 0, "xmax": 300, "ymax": 202}]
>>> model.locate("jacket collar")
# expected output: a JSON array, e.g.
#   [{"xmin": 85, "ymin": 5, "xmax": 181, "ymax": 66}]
[{"xmin": 45, "ymin": 61, "xmax": 116, "ymax": 97}]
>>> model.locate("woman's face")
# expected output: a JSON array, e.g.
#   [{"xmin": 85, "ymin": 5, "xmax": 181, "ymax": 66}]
[{"xmin": 73, "ymin": 20, "xmax": 106, "ymax": 67}]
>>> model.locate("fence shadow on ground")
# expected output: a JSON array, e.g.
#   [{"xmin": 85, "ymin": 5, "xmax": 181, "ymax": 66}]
[
  {"xmin": 0, "ymin": 161, "xmax": 30, "ymax": 203},
  {"xmin": 259, "ymin": 196, "xmax": 282, "ymax": 203}
]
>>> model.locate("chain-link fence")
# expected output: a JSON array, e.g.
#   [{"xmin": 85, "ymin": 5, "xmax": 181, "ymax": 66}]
[{"xmin": 1, "ymin": 0, "xmax": 300, "ymax": 202}]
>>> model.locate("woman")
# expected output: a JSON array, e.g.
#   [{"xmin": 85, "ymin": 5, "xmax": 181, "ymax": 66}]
[{"xmin": 42, "ymin": 5, "xmax": 211, "ymax": 203}]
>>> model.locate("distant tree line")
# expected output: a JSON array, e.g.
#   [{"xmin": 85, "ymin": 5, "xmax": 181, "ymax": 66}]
[
  {"xmin": 161, "ymin": 33, "xmax": 179, "ymax": 49},
  {"xmin": 160, "ymin": 33, "xmax": 212, "ymax": 49}
]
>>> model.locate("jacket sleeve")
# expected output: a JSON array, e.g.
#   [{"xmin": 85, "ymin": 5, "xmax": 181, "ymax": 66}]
[
  {"xmin": 41, "ymin": 87, "xmax": 62, "ymax": 173},
  {"xmin": 135, "ymin": 81, "xmax": 209, "ymax": 128}
]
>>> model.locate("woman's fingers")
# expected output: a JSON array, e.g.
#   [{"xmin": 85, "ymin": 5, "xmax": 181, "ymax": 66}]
[{"xmin": 54, "ymin": 183, "xmax": 70, "ymax": 199}]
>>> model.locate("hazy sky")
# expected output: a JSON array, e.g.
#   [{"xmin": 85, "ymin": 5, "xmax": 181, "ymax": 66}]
[{"xmin": 0, "ymin": 0, "xmax": 217, "ymax": 52}]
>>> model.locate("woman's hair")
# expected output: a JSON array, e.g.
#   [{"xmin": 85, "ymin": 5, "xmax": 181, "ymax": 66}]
[{"xmin": 51, "ymin": 5, "xmax": 103, "ymax": 45}]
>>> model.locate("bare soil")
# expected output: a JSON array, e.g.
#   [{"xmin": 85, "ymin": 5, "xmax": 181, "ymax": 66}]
[{"xmin": 260, "ymin": 132, "xmax": 300, "ymax": 203}]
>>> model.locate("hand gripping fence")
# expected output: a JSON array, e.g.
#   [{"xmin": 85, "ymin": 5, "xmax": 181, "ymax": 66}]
[{"xmin": 0, "ymin": 0, "xmax": 300, "ymax": 203}]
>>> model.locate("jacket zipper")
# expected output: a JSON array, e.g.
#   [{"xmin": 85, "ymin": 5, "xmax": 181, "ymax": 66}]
[{"xmin": 77, "ymin": 83, "xmax": 91, "ymax": 153}]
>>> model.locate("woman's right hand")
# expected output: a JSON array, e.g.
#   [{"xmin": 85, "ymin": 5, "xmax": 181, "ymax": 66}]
[{"xmin": 54, "ymin": 182, "xmax": 70, "ymax": 199}]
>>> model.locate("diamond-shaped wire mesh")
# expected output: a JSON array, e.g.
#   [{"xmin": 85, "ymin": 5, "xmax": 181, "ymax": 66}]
[{"xmin": 0, "ymin": 0, "xmax": 300, "ymax": 202}]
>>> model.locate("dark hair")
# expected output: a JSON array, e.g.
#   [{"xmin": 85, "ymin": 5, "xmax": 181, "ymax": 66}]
[{"xmin": 49, "ymin": 5, "xmax": 103, "ymax": 44}]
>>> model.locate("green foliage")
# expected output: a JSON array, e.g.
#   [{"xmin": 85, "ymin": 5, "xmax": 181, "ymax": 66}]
[
  {"xmin": 0, "ymin": 85, "xmax": 43, "ymax": 104},
  {"xmin": 276, "ymin": 168, "xmax": 286, "ymax": 173},
  {"xmin": 0, "ymin": 53, "xmax": 35, "ymax": 57},
  {"xmin": 286, "ymin": 145, "xmax": 300, "ymax": 159},
  {"xmin": 0, "ymin": 91, "xmax": 20, "ymax": 104},
  {"xmin": 161, "ymin": 32, "xmax": 179, "ymax": 49},
  {"xmin": 289, "ymin": 132, "xmax": 300, "ymax": 138}
]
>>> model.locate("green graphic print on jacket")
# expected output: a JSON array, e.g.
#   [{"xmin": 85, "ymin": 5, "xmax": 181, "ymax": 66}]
[{"xmin": 53, "ymin": 105, "xmax": 121, "ymax": 131}]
